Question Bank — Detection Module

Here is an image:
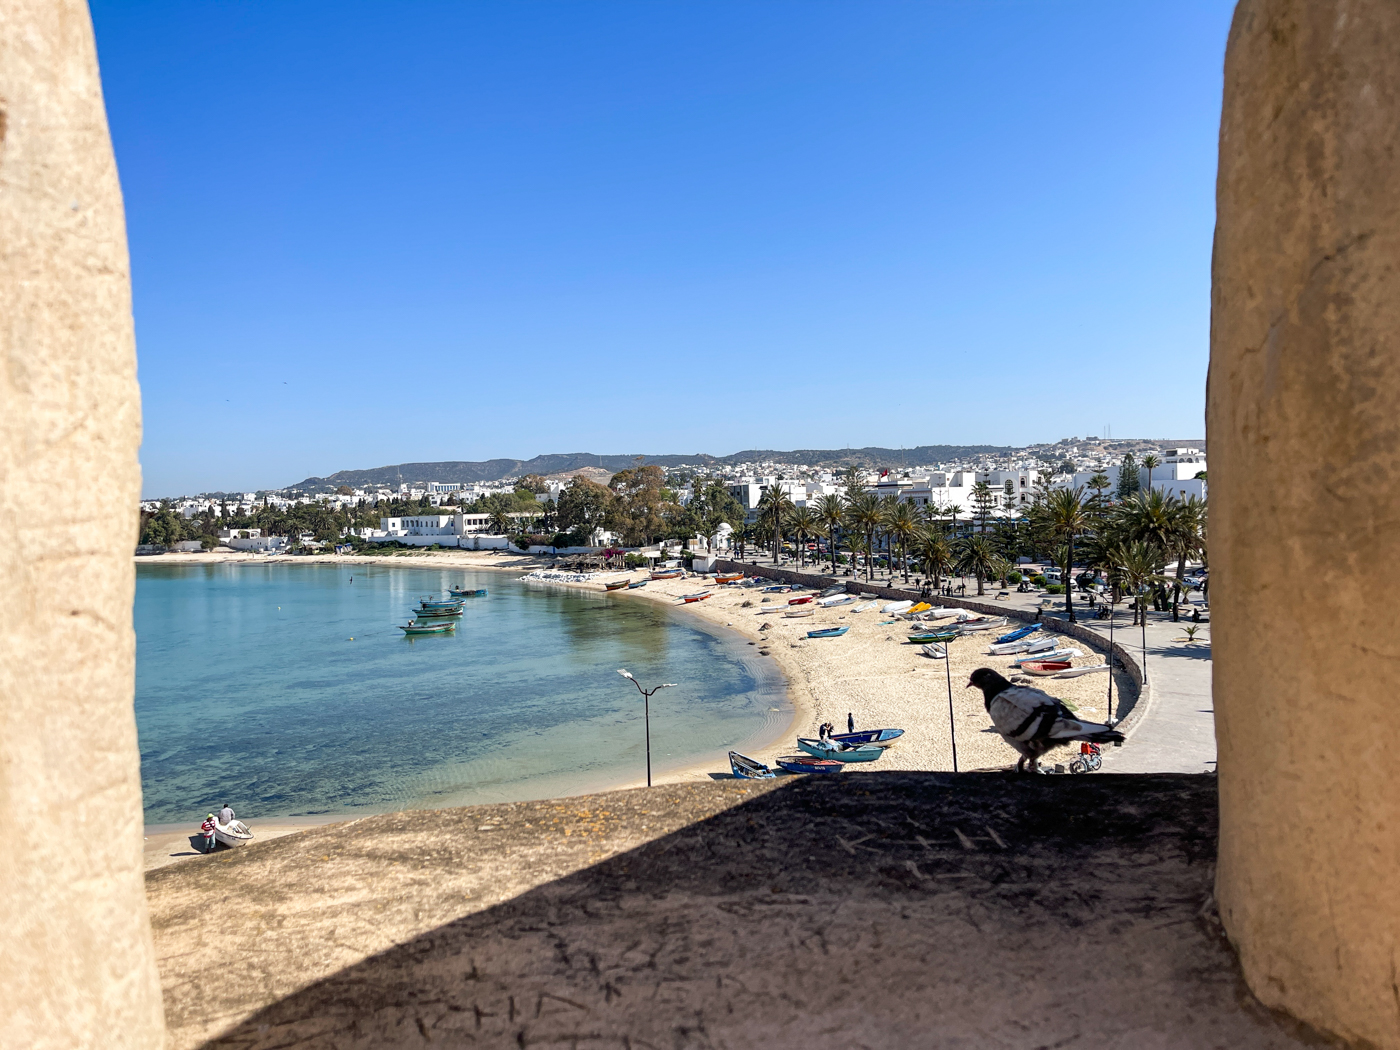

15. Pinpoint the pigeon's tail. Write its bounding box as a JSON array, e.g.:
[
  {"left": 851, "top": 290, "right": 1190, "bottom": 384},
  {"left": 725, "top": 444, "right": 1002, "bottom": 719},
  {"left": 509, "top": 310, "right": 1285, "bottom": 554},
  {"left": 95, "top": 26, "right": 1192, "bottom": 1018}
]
[{"left": 1047, "top": 718, "right": 1124, "bottom": 745}]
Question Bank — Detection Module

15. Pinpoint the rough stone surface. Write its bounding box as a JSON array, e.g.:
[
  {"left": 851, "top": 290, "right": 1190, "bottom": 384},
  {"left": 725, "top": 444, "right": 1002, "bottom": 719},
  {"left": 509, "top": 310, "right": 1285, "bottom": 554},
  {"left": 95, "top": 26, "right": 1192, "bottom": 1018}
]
[
  {"left": 1210, "top": 2, "right": 1400, "bottom": 1046},
  {"left": 148, "top": 776, "right": 1323, "bottom": 1049},
  {"left": 0, "top": 1, "right": 163, "bottom": 1046}
]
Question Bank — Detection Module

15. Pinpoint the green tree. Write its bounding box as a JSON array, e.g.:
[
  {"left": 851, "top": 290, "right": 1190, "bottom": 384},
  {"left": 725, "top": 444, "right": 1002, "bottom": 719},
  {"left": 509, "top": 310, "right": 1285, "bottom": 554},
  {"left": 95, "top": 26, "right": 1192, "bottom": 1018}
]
[
  {"left": 555, "top": 477, "right": 616, "bottom": 545},
  {"left": 970, "top": 481, "right": 996, "bottom": 534},
  {"left": 843, "top": 492, "right": 882, "bottom": 582},
  {"left": 912, "top": 526, "right": 953, "bottom": 590},
  {"left": 815, "top": 493, "right": 845, "bottom": 575},
  {"left": 1042, "top": 486, "right": 1090, "bottom": 622},
  {"left": 757, "top": 485, "right": 795, "bottom": 562},
  {"left": 1116, "top": 452, "right": 1141, "bottom": 501},
  {"left": 954, "top": 535, "right": 998, "bottom": 596},
  {"left": 884, "top": 500, "right": 919, "bottom": 582},
  {"left": 786, "top": 506, "right": 818, "bottom": 568}
]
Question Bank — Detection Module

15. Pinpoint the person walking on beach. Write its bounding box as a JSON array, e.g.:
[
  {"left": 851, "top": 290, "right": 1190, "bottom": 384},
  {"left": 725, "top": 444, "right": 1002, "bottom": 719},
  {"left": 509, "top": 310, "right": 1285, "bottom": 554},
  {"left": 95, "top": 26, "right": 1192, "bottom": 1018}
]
[
  {"left": 200, "top": 813, "right": 218, "bottom": 853},
  {"left": 218, "top": 803, "right": 235, "bottom": 826}
]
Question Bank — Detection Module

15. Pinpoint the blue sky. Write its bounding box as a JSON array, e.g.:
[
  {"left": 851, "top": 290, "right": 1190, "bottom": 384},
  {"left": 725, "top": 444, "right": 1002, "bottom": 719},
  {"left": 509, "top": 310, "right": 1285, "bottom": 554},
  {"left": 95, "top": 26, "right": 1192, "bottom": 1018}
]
[{"left": 92, "top": 1, "right": 1234, "bottom": 497}]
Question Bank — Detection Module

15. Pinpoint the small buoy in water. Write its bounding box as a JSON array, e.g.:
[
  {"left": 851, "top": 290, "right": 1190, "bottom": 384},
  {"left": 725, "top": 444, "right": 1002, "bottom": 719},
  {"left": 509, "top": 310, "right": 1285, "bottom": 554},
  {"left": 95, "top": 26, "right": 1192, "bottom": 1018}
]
[{"left": 349, "top": 637, "right": 353, "bottom": 641}]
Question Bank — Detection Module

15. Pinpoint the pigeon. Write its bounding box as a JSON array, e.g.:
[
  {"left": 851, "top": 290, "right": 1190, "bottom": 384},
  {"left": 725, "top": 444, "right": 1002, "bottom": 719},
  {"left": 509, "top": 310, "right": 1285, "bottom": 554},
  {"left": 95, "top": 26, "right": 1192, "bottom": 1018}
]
[{"left": 967, "top": 667, "right": 1124, "bottom": 773}]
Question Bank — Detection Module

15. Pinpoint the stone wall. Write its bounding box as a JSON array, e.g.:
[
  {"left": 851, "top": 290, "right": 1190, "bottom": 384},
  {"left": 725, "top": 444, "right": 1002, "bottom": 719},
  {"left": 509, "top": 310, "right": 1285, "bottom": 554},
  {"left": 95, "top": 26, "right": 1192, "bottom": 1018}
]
[
  {"left": 1210, "top": 2, "right": 1400, "bottom": 1045},
  {"left": 0, "top": 1, "right": 165, "bottom": 1045}
]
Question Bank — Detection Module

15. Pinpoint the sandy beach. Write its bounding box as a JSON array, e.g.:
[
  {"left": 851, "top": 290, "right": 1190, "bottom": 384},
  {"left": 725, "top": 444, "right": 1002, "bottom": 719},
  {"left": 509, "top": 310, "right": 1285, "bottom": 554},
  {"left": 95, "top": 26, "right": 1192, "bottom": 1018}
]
[{"left": 139, "top": 549, "right": 1136, "bottom": 865}]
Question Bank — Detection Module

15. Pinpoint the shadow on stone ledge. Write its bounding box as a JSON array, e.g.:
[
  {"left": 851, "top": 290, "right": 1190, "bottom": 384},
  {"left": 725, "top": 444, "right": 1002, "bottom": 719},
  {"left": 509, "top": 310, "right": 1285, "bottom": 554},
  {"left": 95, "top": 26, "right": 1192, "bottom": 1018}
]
[{"left": 148, "top": 774, "right": 1330, "bottom": 1049}]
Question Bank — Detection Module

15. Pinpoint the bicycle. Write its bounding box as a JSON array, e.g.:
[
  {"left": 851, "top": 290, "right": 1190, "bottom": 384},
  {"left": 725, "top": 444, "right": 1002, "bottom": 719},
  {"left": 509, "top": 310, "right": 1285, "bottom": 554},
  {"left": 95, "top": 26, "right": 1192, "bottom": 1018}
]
[{"left": 1068, "top": 742, "right": 1103, "bottom": 774}]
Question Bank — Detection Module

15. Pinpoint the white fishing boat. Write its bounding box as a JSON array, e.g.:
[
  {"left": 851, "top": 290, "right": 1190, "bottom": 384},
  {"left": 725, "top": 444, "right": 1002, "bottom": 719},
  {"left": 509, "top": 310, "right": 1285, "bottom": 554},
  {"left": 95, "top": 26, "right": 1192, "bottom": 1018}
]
[
  {"left": 989, "top": 635, "right": 1059, "bottom": 656},
  {"left": 1054, "top": 663, "right": 1111, "bottom": 678},
  {"left": 881, "top": 600, "right": 913, "bottom": 614},
  {"left": 784, "top": 608, "right": 816, "bottom": 618},
  {"left": 921, "top": 642, "right": 947, "bottom": 659},
  {"left": 214, "top": 819, "right": 254, "bottom": 848},
  {"left": 819, "top": 594, "right": 857, "bottom": 607},
  {"left": 955, "top": 617, "right": 1008, "bottom": 633},
  {"left": 852, "top": 600, "right": 881, "bottom": 613},
  {"left": 1011, "top": 646, "right": 1083, "bottom": 665}
]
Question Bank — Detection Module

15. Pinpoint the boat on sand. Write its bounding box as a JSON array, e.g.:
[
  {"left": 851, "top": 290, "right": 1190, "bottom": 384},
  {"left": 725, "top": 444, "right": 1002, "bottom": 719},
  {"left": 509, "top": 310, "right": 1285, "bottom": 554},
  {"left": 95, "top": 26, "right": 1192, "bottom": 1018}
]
[
  {"left": 729, "top": 752, "right": 775, "bottom": 779},
  {"left": 214, "top": 819, "right": 254, "bottom": 848},
  {"left": 776, "top": 755, "right": 843, "bottom": 775}
]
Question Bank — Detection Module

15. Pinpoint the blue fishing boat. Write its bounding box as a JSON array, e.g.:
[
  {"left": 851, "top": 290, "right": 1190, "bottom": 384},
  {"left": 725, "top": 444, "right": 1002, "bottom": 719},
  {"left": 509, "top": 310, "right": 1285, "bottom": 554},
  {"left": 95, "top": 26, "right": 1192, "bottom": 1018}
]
[
  {"left": 776, "top": 755, "right": 843, "bottom": 775},
  {"left": 448, "top": 587, "right": 488, "bottom": 598},
  {"left": 807, "top": 625, "right": 850, "bottom": 639},
  {"left": 729, "top": 752, "right": 775, "bottom": 779},
  {"left": 414, "top": 605, "right": 463, "bottom": 617},
  {"left": 627, "top": 580, "right": 647, "bottom": 589},
  {"left": 398, "top": 620, "right": 455, "bottom": 635},
  {"left": 995, "top": 624, "right": 1039, "bottom": 644},
  {"left": 417, "top": 595, "right": 464, "bottom": 610},
  {"left": 830, "top": 728, "right": 905, "bottom": 747},
  {"left": 762, "top": 585, "right": 792, "bottom": 593},
  {"left": 796, "top": 737, "right": 883, "bottom": 763}
]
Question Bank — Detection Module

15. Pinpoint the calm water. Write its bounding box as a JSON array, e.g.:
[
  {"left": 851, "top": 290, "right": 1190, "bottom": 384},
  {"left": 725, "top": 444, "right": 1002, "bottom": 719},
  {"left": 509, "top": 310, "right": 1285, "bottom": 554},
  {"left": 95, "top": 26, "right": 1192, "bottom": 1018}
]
[{"left": 134, "top": 563, "right": 787, "bottom": 824}]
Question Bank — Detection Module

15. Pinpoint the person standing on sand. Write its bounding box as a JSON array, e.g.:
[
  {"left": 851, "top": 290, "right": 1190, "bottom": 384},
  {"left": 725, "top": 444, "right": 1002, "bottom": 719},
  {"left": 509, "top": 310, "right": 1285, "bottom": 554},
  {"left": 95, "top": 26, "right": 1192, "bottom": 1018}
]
[{"left": 200, "top": 814, "right": 217, "bottom": 853}]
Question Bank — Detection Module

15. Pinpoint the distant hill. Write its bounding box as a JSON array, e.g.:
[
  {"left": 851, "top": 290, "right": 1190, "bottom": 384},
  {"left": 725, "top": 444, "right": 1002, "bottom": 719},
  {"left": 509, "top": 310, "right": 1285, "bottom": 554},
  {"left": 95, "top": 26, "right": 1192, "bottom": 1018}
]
[{"left": 284, "top": 445, "right": 1020, "bottom": 492}]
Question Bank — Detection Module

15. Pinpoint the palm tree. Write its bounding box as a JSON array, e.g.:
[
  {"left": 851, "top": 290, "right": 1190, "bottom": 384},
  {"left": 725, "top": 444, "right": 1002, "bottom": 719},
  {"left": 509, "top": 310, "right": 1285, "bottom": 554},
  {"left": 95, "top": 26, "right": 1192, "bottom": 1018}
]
[
  {"left": 786, "top": 506, "right": 818, "bottom": 569},
  {"left": 488, "top": 509, "right": 513, "bottom": 535},
  {"left": 946, "top": 503, "right": 963, "bottom": 541},
  {"left": 1142, "top": 453, "right": 1161, "bottom": 495},
  {"left": 877, "top": 494, "right": 900, "bottom": 580},
  {"left": 912, "top": 526, "right": 953, "bottom": 591},
  {"left": 815, "top": 493, "right": 845, "bottom": 575},
  {"left": 844, "top": 492, "right": 882, "bottom": 582},
  {"left": 1111, "top": 540, "right": 1173, "bottom": 681},
  {"left": 1043, "top": 487, "right": 1090, "bottom": 622},
  {"left": 954, "top": 535, "right": 998, "bottom": 596},
  {"left": 757, "top": 485, "right": 794, "bottom": 562},
  {"left": 885, "top": 500, "right": 920, "bottom": 582},
  {"left": 1166, "top": 495, "right": 1207, "bottom": 620}
]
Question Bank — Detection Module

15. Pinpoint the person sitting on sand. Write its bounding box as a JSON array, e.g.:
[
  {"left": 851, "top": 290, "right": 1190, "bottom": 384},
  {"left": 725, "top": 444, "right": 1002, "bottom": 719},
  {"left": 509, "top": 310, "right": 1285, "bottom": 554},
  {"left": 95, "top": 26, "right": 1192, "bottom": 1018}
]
[
  {"left": 218, "top": 803, "right": 235, "bottom": 826},
  {"left": 200, "top": 813, "right": 218, "bottom": 853}
]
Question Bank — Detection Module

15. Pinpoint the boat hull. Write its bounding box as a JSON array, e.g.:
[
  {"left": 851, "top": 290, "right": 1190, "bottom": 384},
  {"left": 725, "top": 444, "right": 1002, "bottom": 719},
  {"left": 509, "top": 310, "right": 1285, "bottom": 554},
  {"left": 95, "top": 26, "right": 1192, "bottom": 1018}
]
[
  {"left": 776, "top": 755, "right": 844, "bottom": 774},
  {"left": 807, "top": 626, "right": 849, "bottom": 638},
  {"left": 796, "top": 738, "right": 883, "bottom": 763},
  {"left": 214, "top": 820, "right": 254, "bottom": 847},
  {"left": 729, "top": 751, "right": 775, "bottom": 779},
  {"left": 830, "top": 728, "right": 904, "bottom": 747}
]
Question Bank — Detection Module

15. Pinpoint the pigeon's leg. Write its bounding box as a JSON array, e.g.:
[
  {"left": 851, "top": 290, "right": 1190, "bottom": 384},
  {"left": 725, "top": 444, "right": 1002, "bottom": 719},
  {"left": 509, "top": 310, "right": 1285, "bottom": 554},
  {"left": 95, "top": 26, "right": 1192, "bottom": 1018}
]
[
  {"left": 1027, "top": 756, "right": 1040, "bottom": 774},
  {"left": 1016, "top": 755, "right": 1026, "bottom": 773}
]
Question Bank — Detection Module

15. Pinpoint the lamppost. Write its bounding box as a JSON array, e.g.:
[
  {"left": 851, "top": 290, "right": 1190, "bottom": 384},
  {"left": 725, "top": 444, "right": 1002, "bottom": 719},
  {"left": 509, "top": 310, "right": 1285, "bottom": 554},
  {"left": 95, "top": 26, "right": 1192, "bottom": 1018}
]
[{"left": 616, "top": 669, "right": 676, "bottom": 787}]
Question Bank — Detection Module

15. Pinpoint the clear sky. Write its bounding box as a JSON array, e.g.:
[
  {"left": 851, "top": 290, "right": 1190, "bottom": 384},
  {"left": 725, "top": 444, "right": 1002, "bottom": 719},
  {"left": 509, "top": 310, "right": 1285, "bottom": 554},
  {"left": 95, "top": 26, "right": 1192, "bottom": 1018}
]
[{"left": 91, "top": 1, "right": 1235, "bottom": 497}]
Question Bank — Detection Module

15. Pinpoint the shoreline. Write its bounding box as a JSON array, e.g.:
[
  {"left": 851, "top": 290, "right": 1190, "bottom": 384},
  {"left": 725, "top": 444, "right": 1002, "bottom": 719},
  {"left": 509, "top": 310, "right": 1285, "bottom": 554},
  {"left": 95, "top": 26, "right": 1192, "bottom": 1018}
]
[
  {"left": 137, "top": 550, "right": 800, "bottom": 864},
  {"left": 138, "top": 550, "right": 1135, "bottom": 865}
]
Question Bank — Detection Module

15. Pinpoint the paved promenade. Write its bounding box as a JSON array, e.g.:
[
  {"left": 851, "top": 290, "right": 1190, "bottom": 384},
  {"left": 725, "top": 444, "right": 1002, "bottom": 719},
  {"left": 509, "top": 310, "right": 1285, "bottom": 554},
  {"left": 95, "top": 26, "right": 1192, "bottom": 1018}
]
[{"left": 737, "top": 553, "right": 1216, "bottom": 774}]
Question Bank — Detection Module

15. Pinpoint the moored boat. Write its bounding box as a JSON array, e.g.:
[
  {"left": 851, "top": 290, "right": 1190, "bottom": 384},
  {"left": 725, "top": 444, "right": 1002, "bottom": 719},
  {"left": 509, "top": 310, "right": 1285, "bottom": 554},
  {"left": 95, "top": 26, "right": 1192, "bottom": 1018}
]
[
  {"left": 1019, "top": 660, "right": 1073, "bottom": 676},
  {"left": 414, "top": 605, "right": 463, "bottom": 617},
  {"left": 776, "top": 754, "right": 844, "bottom": 775},
  {"left": 1011, "top": 646, "right": 1082, "bottom": 665},
  {"left": 715, "top": 573, "right": 745, "bottom": 584},
  {"left": 1054, "top": 663, "right": 1110, "bottom": 678},
  {"left": 796, "top": 737, "right": 883, "bottom": 763},
  {"left": 907, "top": 630, "right": 958, "bottom": 644},
  {"left": 789, "top": 595, "right": 815, "bottom": 605},
  {"left": 683, "top": 593, "right": 711, "bottom": 603},
  {"left": 651, "top": 569, "right": 684, "bottom": 580},
  {"left": 818, "top": 594, "right": 856, "bottom": 607},
  {"left": 852, "top": 600, "right": 881, "bottom": 612},
  {"left": 881, "top": 600, "right": 913, "bottom": 614},
  {"left": 604, "top": 580, "right": 630, "bottom": 591},
  {"left": 819, "top": 585, "right": 846, "bottom": 597},
  {"left": 807, "top": 625, "right": 849, "bottom": 639},
  {"left": 995, "top": 624, "right": 1039, "bottom": 644},
  {"left": 729, "top": 751, "right": 775, "bottom": 779},
  {"left": 448, "top": 588, "right": 488, "bottom": 597},
  {"left": 830, "top": 727, "right": 904, "bottom": 747},
  {"left": 398, "top": 620, "right": 456, "bottom": 635},
  {"left": 784, "top": 608, "right": 815, "bottom": 618},
  {"left": 627, "top": 580, "right": 647, "bottom": 589},
  {"left": 921, "top": 642, "right": 947, "bottom": 659}
]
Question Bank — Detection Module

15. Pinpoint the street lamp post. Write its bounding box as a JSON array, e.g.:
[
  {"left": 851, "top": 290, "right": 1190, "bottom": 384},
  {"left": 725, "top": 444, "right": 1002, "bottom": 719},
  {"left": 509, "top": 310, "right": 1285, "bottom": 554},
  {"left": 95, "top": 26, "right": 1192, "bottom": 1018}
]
[{"left": 617, "top": 669, "right": 676, "bottom": 787}]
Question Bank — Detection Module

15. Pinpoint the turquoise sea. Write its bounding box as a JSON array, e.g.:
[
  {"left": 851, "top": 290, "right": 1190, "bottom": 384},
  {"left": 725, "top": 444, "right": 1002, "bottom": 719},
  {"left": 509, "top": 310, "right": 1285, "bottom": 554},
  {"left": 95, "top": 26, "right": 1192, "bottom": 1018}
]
[{"left": 134, "top": 563, "right": 788, "bottom": 825}]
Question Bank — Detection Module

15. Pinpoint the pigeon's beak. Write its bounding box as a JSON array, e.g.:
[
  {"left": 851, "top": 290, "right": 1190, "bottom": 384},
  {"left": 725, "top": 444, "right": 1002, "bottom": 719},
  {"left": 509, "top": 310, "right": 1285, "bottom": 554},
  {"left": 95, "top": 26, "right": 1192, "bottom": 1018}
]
[{"left": 965, "top": 679, "right": 975, "bottom": 689}]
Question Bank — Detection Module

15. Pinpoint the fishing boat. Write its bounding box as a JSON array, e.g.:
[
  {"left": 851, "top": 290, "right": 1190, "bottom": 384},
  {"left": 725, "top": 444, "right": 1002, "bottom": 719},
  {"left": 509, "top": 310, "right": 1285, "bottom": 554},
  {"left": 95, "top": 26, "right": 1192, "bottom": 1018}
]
[
  {"left": 398, "top": 620, "right": 456, "bottom": 635},
  {"left": 627, "top": 580, "right": 647, "bottom": 589},
  {"left": 921, "top": 642, "right": 947, "bottom": 659},
  {"left": 417, "top": 595, "right": 464, "bottom": 610},
  {"left": 448, "top": 588, "right": 488, "bottom": 598},
  {"left": 214, "top": 819, "right": 254, "bottom": 848},
  {"left": 788, "top": 595, "right": 815, "bottom": 605},
  {"left": 908, "top": 602, "right": 932, "bottom": 613},
  {"left": 680, "top": 590, "right": 711, "bottom": 600},
  {"left": 882, "top": 600, "right": 913, "bottom": 614},
  {"left": 683, "top": 593, "right": 711, "bottom": 603},
  {"left": 989, "top": 635, "right": 1057, "bottom": 656},
  {"left": 604, "top": 580, "right": 630, "bottom": 591},
  {"left": 1011, "top": 647, "right": 1083, "bottom": 665},
  {"left": 729, "top": 752, "right": 775, "bottom": 779},
  {"left": 776, "top": 755, "right": 844, "bottom": 775},
  {"left": 796, "top": 737, "right": 883, "bottom": 763},
  {"left": 927, "top": 607, "right": 963, "bottom": 618},
  {"left": 818, "top": 594, "right": 855, "bottom": 607},
  {"left": 907, "top": 630, "right": 958, "bottom": 644},
  {"left": 956, "top": 618, "right": 1008, "bottom": 633},
  {"left": 784, "top": 608, "right": 815, "bottom": 618},
  {"left": 1019, "top": 660, "right": 1073, "bottom": 676},
  {"left": 413, "top": 605, "right": 463, "bottom": 617},
  {"left": 651, "top": 569, "right": 684, "bottom": 580},
  {"left": 995, "top": 624, "right": 1039, "bottom": 644},
  {"left": 762, "top": 585, "right": 792, "bottom": 593},
  {"left": 807, "top": 625, "right": 849, "bottom": 639},
  {"left": 819, "top": 585, "right": 846, "bottom": 597},
  {"left": 1054, "top": 663, "right": 1110, "bottom": 678},
  {"left": 715, "top": 573, "right": 745, "bottom": 584},
  {"left": 830, "top": 727, "right": 904, "bottom": 747},
  {"left": 852, "top": 600, "right": 881, "bottom": 613}
]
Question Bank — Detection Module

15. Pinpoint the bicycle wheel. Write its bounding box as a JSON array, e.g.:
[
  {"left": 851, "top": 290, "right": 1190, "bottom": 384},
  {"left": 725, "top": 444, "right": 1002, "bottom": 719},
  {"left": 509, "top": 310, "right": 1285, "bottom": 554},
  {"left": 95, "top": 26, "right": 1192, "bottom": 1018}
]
[
  {"left": 1068, "top": 758, "right": 1087, "bottom": 775},
  {"left": 1086, "top": 753, "right": 1102, "bottom": 772}
]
